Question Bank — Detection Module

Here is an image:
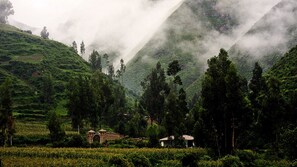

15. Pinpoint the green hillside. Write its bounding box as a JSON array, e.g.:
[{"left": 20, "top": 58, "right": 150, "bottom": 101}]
[
  {"left": 268, "top": 45, "right": 297, "bottom": 96},
  {"left": 0, "top": 23, "right": 90, "bottom": 121},
  {"left": 124, "top": 0, "right": 237, "bottom": 98}
]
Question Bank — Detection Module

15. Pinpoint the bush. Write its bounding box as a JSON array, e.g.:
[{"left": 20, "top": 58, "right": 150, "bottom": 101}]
[
  {"left": 128, "top": 153, "right": 151, "bottom": 167},
  {"left": 181, "top": 153, "right": 199, "bottom": 167},
  {"left": 109, "top": 156, "right": 133, "bottom": 167},
  {"left": 236, "top": 150, "right": 258, "bottom": 167},
  {"left": 220, "top": 155, "right": 243, "bottom": 167}
]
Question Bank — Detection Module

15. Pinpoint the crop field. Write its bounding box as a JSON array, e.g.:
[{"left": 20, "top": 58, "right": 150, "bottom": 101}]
[
  {"left": 0, "top": 147, "right": 294, "bottom": 167},
  {"left": 0, "top": 147, "right": 207, "bottom": 167}
]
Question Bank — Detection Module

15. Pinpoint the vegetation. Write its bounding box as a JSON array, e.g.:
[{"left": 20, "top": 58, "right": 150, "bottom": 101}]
[
  {"left": 0, "top": 1, "right": 297, "bottom": 164},
  {"left": 0, "top": 147, "right": 295, "bottom": 167}
]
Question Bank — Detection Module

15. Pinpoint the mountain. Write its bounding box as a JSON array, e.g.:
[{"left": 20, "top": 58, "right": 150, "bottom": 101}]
[
  {"left": 124, "top": 0, "right": 297, "bottom": 99},
  {"left": 124, "top": 0, "right": 238, "bottom": 98},
  {"left": 0, "top": 24, "right": 90, "bottom": 120},
  {"left": 229, "top": 0, "right": 297, "bottom": 79},
  {"left": 268, "top": 44, "right": 297, "bottom": 97}
]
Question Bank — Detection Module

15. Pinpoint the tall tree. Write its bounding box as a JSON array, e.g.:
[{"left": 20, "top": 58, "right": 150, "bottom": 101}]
[
  {"left": 80, "top": 41, "right": 85, "bottom": 56},
  {"left": 40, "top": 26, "right": 49, "bottom": 39},
  {"left": 249, "top": 62, "right": 267, "bottom": 124},
  {"left": 116, "top": 59, "right": 126, "bottom": 84},
  {"left": 42, "top": 74, "right": 55, "bottom": 111},
  {"left": 47, "top": 111, "right": 65, "bottom": 143},
  {"left": 260, "top": 77, "right": 287, "bottom": 150},
  {"left": 200, "top": 49, "right": 249, "bottom": 155},
  {"left": 0, "top": 78, "right": 14, "bottom": 146},
  {"left": 0, "top": 0, "right": 14, "bottom": 24},
  {"left": 72, "top": 41, "right": 78, "bottom": 53},
  {"left": 140, "top": 62, "right": 169, "bottom": 125},
  {"left": 89, "top": 50, "right": 102, "bottom": 72},
  {"left": 108, "top": 64, "right": 115, "bottom": 80}
]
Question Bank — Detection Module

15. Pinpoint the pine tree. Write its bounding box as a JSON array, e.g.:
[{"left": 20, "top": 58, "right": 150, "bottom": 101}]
[
  {"left": 72, "top": 41, "right": 78, "bottom": 53},
  {"left": 89, "top": 50, "right": 102, "bottom": 72},
  {"left": 201, "top": 49, "right": 249, "bottom": 155},
  {"left": 140, "top": 62, "right": 169, "bottom": 124},
  {"left": 0, "top": 78, "right": 14, "bottom": 146},
  {"left": 80, "top": 41, "right": 85, "bottom": 56},
  {"left": 47, "top": 111, "right": 65, "bottom": 143}
]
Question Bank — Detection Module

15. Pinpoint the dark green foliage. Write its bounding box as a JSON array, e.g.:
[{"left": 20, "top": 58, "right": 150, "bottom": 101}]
[
  {"left": 128, "top": 153, "right": 152, "bottom": 167},
  {"left": 89, "top": 50, "right": 102, "bottom": 72},
  {"left": 140, "top": 62, "right": 169, "bottom": 124},
  {"left": 41, "top": 74, "right": 55, "bottom": 111},
  {"left": 72, "top": 41, "right": 77, "bottom": 53},
  {"left": 47, "top": 111, "right": 65, "bottom": 143},
  {"left": 200, "top": 49, "right": 250, "bottom": 155},
  {"left": 146, "top": 123, "right": 160, "bottom": 148},
  {"left": 280, "top": 127, "right": 297, "bottom": 160},
  {"left": 80, "top": 41, "right": 85, "bottom": 55},
  {"left": 109, "top": 156, "right": 133, "bottom": 167},
  {"left": 0, "top": 77, "right": 15, "bottom": 146},
  {"left": 220, "top": 155, "right": 243, "bottom": 167},
  {"left": 181, "top": 153, "right": 199, "bottom": 167}
]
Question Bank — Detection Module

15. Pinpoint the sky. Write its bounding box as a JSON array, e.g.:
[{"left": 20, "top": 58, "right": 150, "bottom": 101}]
[
  {"left": 9, "top": 0, "right": 185, "bottom": 63},
  {"left": 8, "top": 0, "right": 283, "bottom": 65}
]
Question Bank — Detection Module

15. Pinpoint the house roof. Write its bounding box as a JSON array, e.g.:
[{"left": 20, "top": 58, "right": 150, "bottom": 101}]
[{"left": 159, "top": 135, "right": 194, "bottom": 141}]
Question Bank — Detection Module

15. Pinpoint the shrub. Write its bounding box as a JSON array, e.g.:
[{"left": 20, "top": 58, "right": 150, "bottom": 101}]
[
  {"left": 181, "top": 153, "right": 199, "bottom": 167},
  {"left": 220, "top": 155, "right": 243, "bottom": 167},
  {"left": 128, "top": 153, "right": 151, "bottom": 167},
  {"left": 109, "top": 156, "right": 133, "bottom": 167},
  {"left": 236, "top": 150, "right": 258, "bottom": 167}
]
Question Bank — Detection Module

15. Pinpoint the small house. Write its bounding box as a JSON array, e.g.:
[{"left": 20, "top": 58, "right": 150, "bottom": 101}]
[
  {"left": 159, "top": 135, "right": 195, "bottom": 148},
  {"left": 87, "top": 129, "right": 124, "bottom": 144}
]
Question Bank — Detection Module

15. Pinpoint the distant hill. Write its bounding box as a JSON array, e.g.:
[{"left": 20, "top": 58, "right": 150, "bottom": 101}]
[
  {"left": 124, "top": 0, "right": 297, "bottom": 99},
  {"left": 229, "top": 0, "right": 297, "bottom": 78},
  {"left": 124, "top": 0, "right": 237, "bottom": 98},
  {"left": 0, "top": 24, "right": 90, "bottom": 120}
]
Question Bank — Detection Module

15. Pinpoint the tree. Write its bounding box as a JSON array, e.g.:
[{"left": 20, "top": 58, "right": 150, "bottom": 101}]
[
  {"left": 0, "top": 0, "right": 14, "bottom": 24},
  {"left": 91, "top": 72, "right": 114, "bottom": 128},
  {"left": 140, "top": 62, "right": 169, "bottom": 124},
  {"left": 248, "top": 62, "right": 267, "bottom": 124},
  {"left": 72, "top": 41, "right": 78, "bottom": 53},
  {"left": 116, "top": 59, "right": 126, "bottom": 84},
  {"left": 80, "top": 41, "right": 85, "bottom": 56},
  {"left": 260, "top": 77, "right": 287, "bottom": 150},
  {"left": 42, "top": 74, "right": 55, "bottom": 111},
  {"left": 167, "top": 60, "right": 182, "bottom": 86},
  {"left": 0, "top": 78, "right": 14, "bottom": 146},
  {"left": 108, "top": 64, "right": 115, "bottom": 79},
  {"left": 67, "top": 77, "right": 86, "bottom": 132},
  {"left": 89, "top": 50, "right": 102, "bottom": 72},
  {"left": 47, "top": 111, "right": 65, "bottom": 143},
  {"left": 200, "top": 49, "right": 250, "bottom": 155},
  {"left": 40, "top": 26, "right": 49, "bottom": 39}
]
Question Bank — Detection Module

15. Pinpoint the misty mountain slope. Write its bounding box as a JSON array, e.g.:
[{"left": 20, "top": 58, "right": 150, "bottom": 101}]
[
  {"left": 0, "top": 24, "right": 90, "bottom": 120},
  {"left": 268, "top": 44, "right": 297, "bottom": 96},
  {"left": 124, "top": 0, "right": 239, "bottom": 97},
  {"left": 229, "top": 0, "right": 297, "bottom": 79}
]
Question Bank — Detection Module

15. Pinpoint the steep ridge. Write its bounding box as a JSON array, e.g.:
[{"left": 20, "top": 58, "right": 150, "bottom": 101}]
[
  {"left": 0, "top": 24, "right": 90, "bottom": 120},
  {"left": 229, "top": 0, "right": 297, "bottom": 78},
  {"left": 268, "top": 44, "right": 297, "bottom": 96},
  {"left": 124, "top": 0, "right": 238, "bottom": 97}
]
